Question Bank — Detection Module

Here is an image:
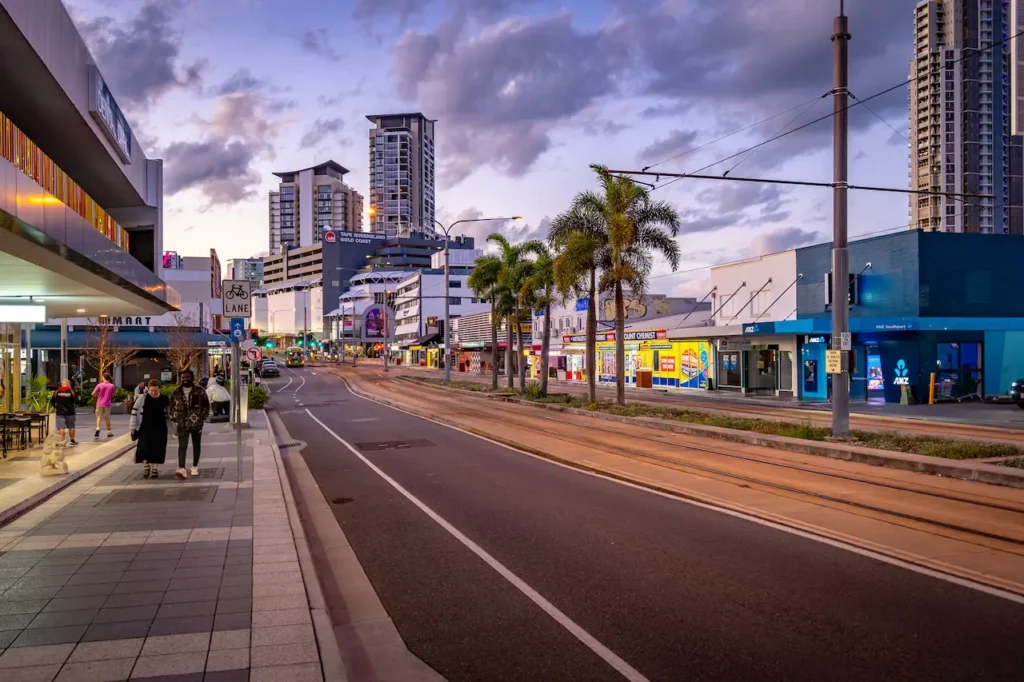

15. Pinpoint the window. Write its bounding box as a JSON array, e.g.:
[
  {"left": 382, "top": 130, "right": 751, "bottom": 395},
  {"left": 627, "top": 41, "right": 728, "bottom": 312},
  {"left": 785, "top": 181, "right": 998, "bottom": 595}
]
[
  {"left": 719, "top": 352, "right": 741, "bottom": 387},
  {"left": 449, "top": 280, "right": 462, "bottom": 288},
  {"left": 449, "top": 297, "right": 462, "bottom": 305}
]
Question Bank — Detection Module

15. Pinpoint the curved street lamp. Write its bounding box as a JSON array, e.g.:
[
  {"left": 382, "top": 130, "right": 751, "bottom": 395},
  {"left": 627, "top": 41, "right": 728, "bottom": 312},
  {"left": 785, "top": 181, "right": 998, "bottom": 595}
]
[{"left": 433, "top": 216, "right": 522, "bottom": 383}]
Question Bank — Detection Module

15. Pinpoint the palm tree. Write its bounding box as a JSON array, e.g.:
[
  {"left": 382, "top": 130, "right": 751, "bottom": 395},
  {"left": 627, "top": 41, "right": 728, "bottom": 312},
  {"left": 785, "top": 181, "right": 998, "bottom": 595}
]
[
  {"left": 584, "top": 164, "right": 682, "bottom": 405},
  {"left": 519, "top": 241, "right": 556, "bottom": 396},
  {"left": 488, "top": 233, "right": 533, "bottom": 392},
  {"left": 468, "top": 255, "right": 502, "bottom": 390},
  {"left": 549, "top": 206, "right": 606, "bottom": 404}
]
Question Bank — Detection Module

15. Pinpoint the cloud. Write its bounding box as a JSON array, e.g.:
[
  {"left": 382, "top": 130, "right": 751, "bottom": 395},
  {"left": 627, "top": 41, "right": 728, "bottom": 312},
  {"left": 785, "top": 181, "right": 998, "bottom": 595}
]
[
  {"left": 353, "top": 0, "right": 432, "bottom": 24},
  {"left": 212, "top": 69, "right": 270, "bottom": 96},
  {"left": 394, "top": 13, "right": 627, "bottom": 185},
  {"left": 76, "top": 0, "right": 205, "bottom": 111},
  {"left": 299, "top": 28, "right": 341, "bottom": 61},
  {"left": 300, "top": 118, "right": 346, "bottom": 149},
  {"left": 639, "top": 129, "right": 699, "bottom": 165},
  {"left": 163, "top": 139, "right": 262, "bottom": 206},
  {"left": 616, "top": 0, "right": 912, "bottom": 171},
  {"left": 436, "top": 207, "right": 549, "bottom": 246},
  {"left": 747, "top": 227, "right": 820, "bottom": 256},
  {"left": 163, "top": 90, "right": 289, "bottom": 207}
]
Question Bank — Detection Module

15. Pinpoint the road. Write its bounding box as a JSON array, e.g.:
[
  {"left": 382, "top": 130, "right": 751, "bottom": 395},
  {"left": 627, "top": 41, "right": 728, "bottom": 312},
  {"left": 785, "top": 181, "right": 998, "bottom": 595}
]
[{"left": 270, "top": 366, "right": 1023, "bottom": 682}]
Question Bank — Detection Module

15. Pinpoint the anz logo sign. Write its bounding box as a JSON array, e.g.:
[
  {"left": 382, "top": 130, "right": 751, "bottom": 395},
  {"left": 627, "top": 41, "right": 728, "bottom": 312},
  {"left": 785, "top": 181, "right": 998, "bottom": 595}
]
[{"left": 893, "top": 359, "right": 910, "bottom": 386}]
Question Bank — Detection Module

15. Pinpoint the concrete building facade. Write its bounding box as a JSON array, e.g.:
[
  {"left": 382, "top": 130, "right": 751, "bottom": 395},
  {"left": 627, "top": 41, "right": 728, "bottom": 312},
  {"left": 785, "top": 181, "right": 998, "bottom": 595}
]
[
  {"left": 909, "top": 0, "right": 1019, "bottom": 235},
  {"left": 367, "top": 113, "right": 436, "bottom": 237},
  {"left": 268, "top": 160, "right": 363, "bottom": 254}
]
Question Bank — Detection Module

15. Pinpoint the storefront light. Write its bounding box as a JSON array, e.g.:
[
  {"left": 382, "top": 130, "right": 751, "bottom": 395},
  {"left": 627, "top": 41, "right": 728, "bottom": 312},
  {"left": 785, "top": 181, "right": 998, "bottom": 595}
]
[{"left": 0, "top": 304, "right": 46, "bottom": 322}]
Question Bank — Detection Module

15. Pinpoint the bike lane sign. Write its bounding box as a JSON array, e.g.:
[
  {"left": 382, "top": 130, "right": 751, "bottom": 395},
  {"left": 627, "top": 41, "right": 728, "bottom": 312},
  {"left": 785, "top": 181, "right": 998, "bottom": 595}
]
[{"left": 222, "top": 279, "right": 252, "bottom": 317}]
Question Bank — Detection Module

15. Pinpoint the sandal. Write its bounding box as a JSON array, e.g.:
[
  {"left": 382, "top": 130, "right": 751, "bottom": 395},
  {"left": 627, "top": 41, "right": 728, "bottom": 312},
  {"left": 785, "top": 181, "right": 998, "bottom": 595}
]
[
  {"left": 150, "top": 467, "right": 159, "bottom": 478},
  {"left": 143, "top": 463, "right": 151, "bottom": 478}
]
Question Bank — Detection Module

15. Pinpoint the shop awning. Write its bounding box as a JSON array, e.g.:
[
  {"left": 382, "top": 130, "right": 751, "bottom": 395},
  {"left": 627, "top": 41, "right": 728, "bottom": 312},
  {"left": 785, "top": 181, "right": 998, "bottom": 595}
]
[
  {"left": 22, "top": 329, "right": 227, "bottom": 350},
  {"left": 399, "top": 332, "right": 440, "bottom": 349}
]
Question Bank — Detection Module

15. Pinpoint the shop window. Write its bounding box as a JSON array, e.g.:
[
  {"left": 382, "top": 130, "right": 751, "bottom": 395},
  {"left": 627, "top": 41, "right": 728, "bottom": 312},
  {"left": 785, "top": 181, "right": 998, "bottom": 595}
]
[
  {"left": 719, "top": 351, "right": 741, "bottom": 387},
  {"left": 779, "top": 351, "right": 793, "bottom": 392}
]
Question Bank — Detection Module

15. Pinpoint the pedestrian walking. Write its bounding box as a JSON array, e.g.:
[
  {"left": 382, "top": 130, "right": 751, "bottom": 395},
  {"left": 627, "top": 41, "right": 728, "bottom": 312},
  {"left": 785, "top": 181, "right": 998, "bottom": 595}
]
[
  {"left": 133, "top": 381, "right": 147, "bottom": 399},
  {"left": 50, "top": 379, "right": 78, "bottom": 446},
  {"left": 129, "top": 379, "right": 170, "bottom": 478},
  {"left": 169, "top": 369, "right": 210, "bottom": 479},
  {"left": 92, "top": 373, "right": 116, "bottom": 439}
]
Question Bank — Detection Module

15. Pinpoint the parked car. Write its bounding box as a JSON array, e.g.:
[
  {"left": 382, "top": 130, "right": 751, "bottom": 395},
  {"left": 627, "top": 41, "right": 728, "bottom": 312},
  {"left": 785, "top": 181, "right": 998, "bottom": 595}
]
[
  {"left": 261, "top": 361, "right": 280, "bottom": 378},
  {"left": 1012, "top": 378, "right": 1024, "bottom": 409}
]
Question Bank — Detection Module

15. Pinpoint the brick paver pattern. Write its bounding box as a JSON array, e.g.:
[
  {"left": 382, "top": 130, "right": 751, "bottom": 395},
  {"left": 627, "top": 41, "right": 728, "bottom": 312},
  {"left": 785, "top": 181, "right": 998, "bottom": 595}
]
[{"left": 0, "top": 415, "right": 322, "bottom": 681}]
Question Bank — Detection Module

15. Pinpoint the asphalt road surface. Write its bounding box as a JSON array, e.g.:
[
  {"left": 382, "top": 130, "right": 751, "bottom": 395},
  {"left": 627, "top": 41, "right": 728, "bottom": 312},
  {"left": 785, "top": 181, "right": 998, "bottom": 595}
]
[{"left": 271, "top": 367, "right": 1023, "bottom": 682}]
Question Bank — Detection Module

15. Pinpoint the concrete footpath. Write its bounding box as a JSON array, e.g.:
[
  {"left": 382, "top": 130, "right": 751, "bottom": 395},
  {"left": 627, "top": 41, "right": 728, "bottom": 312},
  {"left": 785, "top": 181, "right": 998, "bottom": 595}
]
[{"left": 0, "top": 414, "right": 336, "bottom": 681}]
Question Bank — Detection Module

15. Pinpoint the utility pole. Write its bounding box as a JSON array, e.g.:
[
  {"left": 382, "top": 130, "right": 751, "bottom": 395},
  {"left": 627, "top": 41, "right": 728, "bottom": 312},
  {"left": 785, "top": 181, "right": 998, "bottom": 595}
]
[
  {"left": 831, "top": 0, "right": 851, "bottom": 438},
  {"left": 443, "top": 236, "right": 452, "bottom": 383}
]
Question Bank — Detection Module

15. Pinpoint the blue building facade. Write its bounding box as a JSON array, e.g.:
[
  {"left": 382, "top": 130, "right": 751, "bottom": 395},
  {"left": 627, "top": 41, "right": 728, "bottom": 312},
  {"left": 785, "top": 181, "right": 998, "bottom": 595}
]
[{"left": 785, "top": 231, "right": 1024, "bottom": 403}]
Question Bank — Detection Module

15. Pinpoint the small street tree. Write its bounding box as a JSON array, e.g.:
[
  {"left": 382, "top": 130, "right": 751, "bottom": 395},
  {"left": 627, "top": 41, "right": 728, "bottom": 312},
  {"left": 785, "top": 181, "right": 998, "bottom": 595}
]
[
  {"left": 84, "top": 317, "right": 138, "bottom": 380},
  {"left": 468, "top": 255, "right": 503, "bottom": 390},
  {"left": 519, "top": 241, "right": 557, "bottom": 396},
  {"left": 165, "top": 311, "right": 206, "bottom": 377}
]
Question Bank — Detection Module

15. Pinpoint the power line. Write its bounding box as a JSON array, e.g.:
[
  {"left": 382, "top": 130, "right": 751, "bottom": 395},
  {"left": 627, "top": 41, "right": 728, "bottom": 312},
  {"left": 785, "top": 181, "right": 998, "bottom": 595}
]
[
  {"left": 605, "top": 168, "right": 993, "bottom": 200},
  {"left": 723, "top": 97, "right": 824, "bottom": 177},
  {"left": 851, "top": 93, "right": 908, "bottom": 144},
  {"left": 649, "top": 27, "right": 1024, "bottom": 193},
  {"left": 640, "top": 94, "right": 827, "bottom": 172}
]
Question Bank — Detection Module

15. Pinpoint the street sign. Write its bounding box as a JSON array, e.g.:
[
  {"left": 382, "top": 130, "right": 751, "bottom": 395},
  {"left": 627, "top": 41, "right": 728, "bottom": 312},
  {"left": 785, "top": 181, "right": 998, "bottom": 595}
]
[
  {"left": 839, "top": 332, "right": 852, "bottom": 351},
  {"left": 222, "top": 279, "right": 252, "bottom": 317},
  {"left": 825, "top": 350, "right": 845, "bottom": 375},
  {"left": 229, "top": 318, "right": 245, "bottom": 342},
  {"left": 245, "top": 347, "right": 262, "bottom": 362}
]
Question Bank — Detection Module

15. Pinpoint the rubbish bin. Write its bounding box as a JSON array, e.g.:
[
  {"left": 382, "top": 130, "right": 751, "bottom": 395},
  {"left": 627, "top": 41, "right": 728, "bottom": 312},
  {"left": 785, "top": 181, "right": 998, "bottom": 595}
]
[{"left": 636, "top": 368, "right": 653, "bottom": 389}]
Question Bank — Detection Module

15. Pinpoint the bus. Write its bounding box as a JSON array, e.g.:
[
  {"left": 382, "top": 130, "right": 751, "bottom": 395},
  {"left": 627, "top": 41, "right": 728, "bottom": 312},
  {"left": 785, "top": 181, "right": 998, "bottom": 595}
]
[{"left": 285, "top": 346, "right": 304, "bottom": 368}]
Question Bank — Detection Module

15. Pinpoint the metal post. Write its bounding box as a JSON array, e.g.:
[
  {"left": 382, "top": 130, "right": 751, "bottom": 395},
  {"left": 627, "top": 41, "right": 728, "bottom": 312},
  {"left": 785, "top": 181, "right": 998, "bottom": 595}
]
[
  {"left": 302, "top": 284, "right": 309, "bottom": 361},
  {"left": 830, "top": 3, "right": 851, "bottom": 438},
  {"left": 382, "top": 290, "right": 389, "bottom": 373},
  {"left": 443, "top": 234, "right": 451, "bottom": 383},
  {"left": 60, "top": 317, "right": 68, "bottom": 382},
  {"left": 12, "top": 324, "right": 21, "bottom": 411},
  {"left": 231, "top": 337, "right": 241, "bottom": 427},
  {"left": 351, "top": 303, "right": 357, "bottom": 367}
]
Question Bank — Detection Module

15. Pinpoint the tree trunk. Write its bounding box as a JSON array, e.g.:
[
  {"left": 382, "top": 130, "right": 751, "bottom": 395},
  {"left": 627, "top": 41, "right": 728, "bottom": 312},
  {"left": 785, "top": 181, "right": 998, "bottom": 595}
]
[
  {"left": 615, "top": 281, "right": 626, "bottom": 406},
  {"left": 539, "top": 301, "right": 551, "bottom": 396},
  {"left": 505, "top": 315, "right": 514, "bottom": 390},
  {"left": 490, "top": 300, "right": 499, "bottom": 391},
  {"left": 586, "top": 267, "right": 597, "bottom": 404},
  {"left": 515, "top": 315, "right": 526, "bottom": 392}
]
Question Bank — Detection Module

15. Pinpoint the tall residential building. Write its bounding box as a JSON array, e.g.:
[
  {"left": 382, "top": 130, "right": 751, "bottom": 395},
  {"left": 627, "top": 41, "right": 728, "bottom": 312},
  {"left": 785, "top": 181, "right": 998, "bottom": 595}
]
[
  {"left": 268, "top": 160, "right": 364, "bottom": 254},
  {"left": 225, "top": 258, "right": 264, "bottom": 284},
  {"left": 366, "top": 113, "right": 436, "bottom": 237},
  {"left": 1012, "top": 0, "right": 1024, "bottom": 135},
  {"left": 909, "top": 0, "right": 1017, "bottom": 234}
]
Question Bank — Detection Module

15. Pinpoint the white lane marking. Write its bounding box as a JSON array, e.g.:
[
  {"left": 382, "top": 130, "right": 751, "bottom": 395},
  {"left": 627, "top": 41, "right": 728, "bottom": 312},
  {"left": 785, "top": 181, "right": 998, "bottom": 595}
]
[
  {"left": 341, "top": 379, "right": 1024, "bottom": 606},
  {"left": 295, "top": 375, "right": 307, "bottom": 394},
  {"left": 276, "top": 375, "right": 294, "bottom": 393},
  {"left": 312, "top": 372, "right": 318, "bottom": 376},
  {"left": 349, "top": 418, "right": 378, "bottom": 423},
  {"left": 305, "top": 409, "right": 652, "bottom": 682}
]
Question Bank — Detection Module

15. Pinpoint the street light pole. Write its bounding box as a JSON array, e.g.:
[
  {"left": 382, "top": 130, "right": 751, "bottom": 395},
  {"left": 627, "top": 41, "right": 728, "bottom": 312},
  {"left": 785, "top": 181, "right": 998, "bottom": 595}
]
[
  {"left": 434, "top": 216, "right": 522, "bottom": 384},
  {"left": 830, "top": 1, "right": 851, "bottom": 438}
]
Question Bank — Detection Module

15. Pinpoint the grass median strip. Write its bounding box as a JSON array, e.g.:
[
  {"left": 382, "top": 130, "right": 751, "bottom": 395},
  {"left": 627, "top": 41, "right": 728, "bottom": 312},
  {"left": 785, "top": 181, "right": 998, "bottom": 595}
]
[{"left": 414, "top": 378, "right": 1020, "bottom": 461}]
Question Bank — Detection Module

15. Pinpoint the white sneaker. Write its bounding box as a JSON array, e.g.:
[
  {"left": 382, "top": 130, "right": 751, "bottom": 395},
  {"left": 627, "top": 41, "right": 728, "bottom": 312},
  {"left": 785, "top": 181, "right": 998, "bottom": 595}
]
[
  {"left": 175, "top": 468, "right": 187, "bottom": 479},
  {"left": 190, "top": 466, "right": 199, "bottom": 478}
]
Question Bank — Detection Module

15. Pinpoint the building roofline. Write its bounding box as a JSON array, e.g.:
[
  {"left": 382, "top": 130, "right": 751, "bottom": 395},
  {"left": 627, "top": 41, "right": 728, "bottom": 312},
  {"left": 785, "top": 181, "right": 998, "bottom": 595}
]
[
  {"left": 366, "top": 113, "right": 437, "bottom": 123},
  {"left": 272, "top": 160, "right": 349, "bottom": 179}
]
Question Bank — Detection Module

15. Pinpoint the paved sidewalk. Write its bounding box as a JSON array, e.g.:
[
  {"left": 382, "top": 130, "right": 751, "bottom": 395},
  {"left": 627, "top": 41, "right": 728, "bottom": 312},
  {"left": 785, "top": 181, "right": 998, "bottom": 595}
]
[
  {"left": 0, "top": 414, "right": 326, "bottom": 681},
  {"left": 0, "top": 414, "right": 135, "bottom": 526}
]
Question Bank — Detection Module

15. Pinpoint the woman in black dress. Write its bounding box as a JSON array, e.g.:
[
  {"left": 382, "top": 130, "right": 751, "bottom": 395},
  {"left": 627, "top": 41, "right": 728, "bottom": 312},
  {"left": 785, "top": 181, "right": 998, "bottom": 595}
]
[{"left": 129, "top": 379, "right": 170, "bottom": 478}]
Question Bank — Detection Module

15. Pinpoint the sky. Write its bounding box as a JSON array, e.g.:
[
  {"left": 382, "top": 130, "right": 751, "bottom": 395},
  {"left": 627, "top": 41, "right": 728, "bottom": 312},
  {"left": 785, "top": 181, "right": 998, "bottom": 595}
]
[{"left": 65, "top": 0, "right": 918, "bottom": 297}]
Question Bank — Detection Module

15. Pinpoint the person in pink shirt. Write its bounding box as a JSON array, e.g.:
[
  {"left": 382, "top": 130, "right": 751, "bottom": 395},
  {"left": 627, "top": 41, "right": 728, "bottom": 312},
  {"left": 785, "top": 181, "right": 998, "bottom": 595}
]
[{"left": 92, "top": 373, "right": 116, "bottom": 439}]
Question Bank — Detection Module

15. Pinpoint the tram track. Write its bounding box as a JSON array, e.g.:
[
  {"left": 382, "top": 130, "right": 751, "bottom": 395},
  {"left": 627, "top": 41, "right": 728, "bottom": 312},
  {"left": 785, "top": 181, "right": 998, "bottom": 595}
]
[{"left": 362, "top": 374, "right": 1024, "bottom": 553}]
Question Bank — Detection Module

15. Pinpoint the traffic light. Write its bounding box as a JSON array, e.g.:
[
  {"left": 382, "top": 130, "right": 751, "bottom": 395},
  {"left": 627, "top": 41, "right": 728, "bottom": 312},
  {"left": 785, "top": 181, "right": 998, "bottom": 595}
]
[
  {"left": 264, "top": 339, "right": 273, "bottom": 349},
  {"left": 297, "top": 338, "right": 304, "bottom": 346}
]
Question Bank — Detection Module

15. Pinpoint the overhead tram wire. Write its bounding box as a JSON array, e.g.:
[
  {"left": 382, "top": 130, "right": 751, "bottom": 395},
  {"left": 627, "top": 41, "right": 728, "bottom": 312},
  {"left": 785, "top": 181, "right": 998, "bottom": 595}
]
[
  {"left": 647, "top": 27, "right": 1024, "bottom": 194},
  {"left": 640, "top": 93, "right": 829, "bottom": 173},
  {"left": 850, "top": 93, "right": 909, "bottom": 144},
  {"left": 721, "top": 96, "right": 825, "bottom": 177}
]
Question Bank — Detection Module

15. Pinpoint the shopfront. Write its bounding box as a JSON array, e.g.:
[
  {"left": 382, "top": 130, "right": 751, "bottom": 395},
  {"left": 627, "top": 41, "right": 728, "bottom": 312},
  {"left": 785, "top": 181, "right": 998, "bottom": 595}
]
[
  {"left": 637, "top": 340, "right": 711, "bottom": 389},
  {"left": 799, "top": 335, "right": 828, "bottom": 401}
]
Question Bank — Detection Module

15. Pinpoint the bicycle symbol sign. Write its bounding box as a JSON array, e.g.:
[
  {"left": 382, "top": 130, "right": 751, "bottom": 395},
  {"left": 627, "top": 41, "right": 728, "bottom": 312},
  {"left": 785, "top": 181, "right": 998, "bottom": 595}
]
[{"left": 222, "top": 279, "right": 252, "bottom": 317}]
